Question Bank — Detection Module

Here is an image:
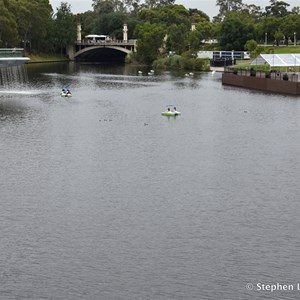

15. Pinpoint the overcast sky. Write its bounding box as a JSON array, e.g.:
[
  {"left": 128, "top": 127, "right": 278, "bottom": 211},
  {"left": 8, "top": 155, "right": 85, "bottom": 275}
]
[{"left": 49, "top": 0, "right": 300, "bottom": 19}]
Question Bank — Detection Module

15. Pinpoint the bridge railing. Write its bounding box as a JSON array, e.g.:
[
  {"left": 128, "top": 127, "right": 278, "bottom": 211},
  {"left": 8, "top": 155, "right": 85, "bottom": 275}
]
[
  {"left": 0, "top": 48, "right": 25, "bottom": 58},
  {"left": 76, "top": 39, "right": 136, "bottom": 46},
  {"left": 224, "top": 66, "right": 300, "bottom": 82}
]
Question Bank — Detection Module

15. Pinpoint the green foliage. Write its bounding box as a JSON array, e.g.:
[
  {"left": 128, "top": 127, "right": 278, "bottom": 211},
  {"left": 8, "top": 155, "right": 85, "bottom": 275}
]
[
  {"left": 184, "top": 57, "right": 210, "bottom": 71},
  {"left": 265, "top": 0, "right": 290, "bottom": 17},
  {"left": 255, "top": 16, "right": 281, "bottom": 43},
  {"left": 195, "top": 20, "right": 216, "bottom": 42},
  {"left": 185, "top": 30, "right": 202, "bottom": 52},
  {"left": 214, "top": 0, "right": 244, "bottom": 22},
  {"left": 153, "top": 55, "right": 209, "bottom": 71},
  {"left": 255, "top": 45, "right": 264, "bottom": 56},
  {"left": 241, "top": 4, "right": 264, "bottom": 21},
  {"left": 166, "top": 23, "right": 188, "bottom": 54},
  {"left": 0, "top": 0, "right": 298, "bottom": 63},
  {"left": 188, "top": 8, "right": 209, "bottom": 23},
  {"left": 280, "top": 14, "right": 300, "bottom": 42},
  {"left": 53, "top": 2, "right": 76, "bottom": 49},
  {"left": 6, "top": 0, "right": 53, "bottom": 50},
  {"left": 244, "top": 39, "right": 257, "bottom": 52},
  {"left": 134, "top": 22, "right": 166, "bottom": 64},
  {"left": 77, "top": 11, "right": 97, "bottom": 37},
  {"left": 92, "top": 0, "right": 120, "bottom": 14},
  {"left": 138, "top": 4, "right": 190, "bottom": 27},
  {"left": 92, "top": 12, "right": 126, "bottom": 38},
  {"left": 244, "top": 39, "right": 258, "bottom": 58},
  {"left": 218, "top": 14, "right": 255, "bottom": 50},
  {"left": 0, "top": 0, "right": 19, "bottom": 47},
  {"left": 157, "top": 5, "right": 190, "bottom": 26},
  {"left": 153, "top": 55, "right": 184, "bottom": 70}
]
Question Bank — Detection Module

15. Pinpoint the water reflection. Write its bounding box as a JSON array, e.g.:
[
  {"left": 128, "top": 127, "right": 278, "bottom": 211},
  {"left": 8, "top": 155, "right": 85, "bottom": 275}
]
[{"left": 1, "top": 62, "right": 300, "bottom": 300}]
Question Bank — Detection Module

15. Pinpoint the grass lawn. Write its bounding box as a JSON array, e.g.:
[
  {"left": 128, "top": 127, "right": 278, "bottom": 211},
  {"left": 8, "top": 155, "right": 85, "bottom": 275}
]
[{"left": 264, "top": 46, "right": 300, "bottom": 54}]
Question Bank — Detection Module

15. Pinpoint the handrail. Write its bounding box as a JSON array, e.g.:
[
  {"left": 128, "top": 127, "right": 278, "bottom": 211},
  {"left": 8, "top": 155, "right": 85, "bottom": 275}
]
[
  {"left": 224, "top": 67, "right": 300, "bottom": 82},
  {"left": 0, "top": 48, "right": 25, "bottom": 58},
  {"left": 75, "top": 39, "right": 136, "bottom": 46}
]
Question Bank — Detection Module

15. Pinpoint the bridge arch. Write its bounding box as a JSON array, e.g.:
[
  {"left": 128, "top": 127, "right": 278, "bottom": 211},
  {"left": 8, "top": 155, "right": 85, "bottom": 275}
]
[{"left": 74, "top": 45, "right": 133, "bottom": 62}]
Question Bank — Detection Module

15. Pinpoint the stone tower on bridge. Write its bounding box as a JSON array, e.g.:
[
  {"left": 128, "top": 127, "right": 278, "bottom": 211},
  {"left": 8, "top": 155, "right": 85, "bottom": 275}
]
[{"left": 123, "top": 24, "right": 128, "bottom": 43}]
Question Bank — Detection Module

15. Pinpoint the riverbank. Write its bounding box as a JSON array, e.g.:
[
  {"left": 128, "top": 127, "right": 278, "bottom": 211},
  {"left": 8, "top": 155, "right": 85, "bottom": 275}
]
[{"left": 26, "top": 53, "right": 69, "bottom": 63}]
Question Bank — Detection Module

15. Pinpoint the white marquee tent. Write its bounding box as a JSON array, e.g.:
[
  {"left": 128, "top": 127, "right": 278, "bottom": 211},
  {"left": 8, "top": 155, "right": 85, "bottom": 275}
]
[{"left": 251, "top": 54, "right": 300, "bottom": 68}]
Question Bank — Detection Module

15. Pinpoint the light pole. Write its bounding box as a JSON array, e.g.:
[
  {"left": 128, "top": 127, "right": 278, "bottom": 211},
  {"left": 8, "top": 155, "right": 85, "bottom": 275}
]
[
  {"left": 294, "top": 32, "right": 296, "bottom": 47},
  {"left": 265, "top": 33, "right": 267, "bottom": 46}
]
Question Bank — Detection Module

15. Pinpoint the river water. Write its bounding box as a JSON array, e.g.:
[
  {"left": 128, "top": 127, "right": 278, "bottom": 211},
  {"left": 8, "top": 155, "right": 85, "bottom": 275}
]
[{"left": 0, "top": 62, "right": 300, "bottom": 300}]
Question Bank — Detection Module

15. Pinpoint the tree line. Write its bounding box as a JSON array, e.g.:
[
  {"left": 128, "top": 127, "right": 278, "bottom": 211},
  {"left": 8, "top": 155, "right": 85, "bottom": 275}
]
[{"left": 0, "top": 0, "right": 299, "bottom": 64}]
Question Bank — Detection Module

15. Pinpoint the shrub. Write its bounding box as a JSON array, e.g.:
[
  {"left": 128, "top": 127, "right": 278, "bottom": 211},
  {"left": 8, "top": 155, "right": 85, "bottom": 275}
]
[{"left": 153, "top": 56, "right": 209, "bottom": 71}]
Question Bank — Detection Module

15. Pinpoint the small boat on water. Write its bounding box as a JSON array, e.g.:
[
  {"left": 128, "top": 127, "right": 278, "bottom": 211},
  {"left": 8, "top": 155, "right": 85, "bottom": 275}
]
[
  {"left": 161, "top": 105, "right": 181, "bottom": 117},
  {"left": 161, "top": 111, "right": 181, "bottom": 117},
  {"left": 61, "top": 87, "right": 72, "bottom": 97},
  {"left": 61, "top": 92, "right": 72, "bottom": 97}
]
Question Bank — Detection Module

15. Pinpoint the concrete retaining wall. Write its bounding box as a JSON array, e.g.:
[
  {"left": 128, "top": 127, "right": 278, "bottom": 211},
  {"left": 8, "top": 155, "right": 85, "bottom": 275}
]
[{"left": 222, "top": 73, "right": 300, "bottom": 96}]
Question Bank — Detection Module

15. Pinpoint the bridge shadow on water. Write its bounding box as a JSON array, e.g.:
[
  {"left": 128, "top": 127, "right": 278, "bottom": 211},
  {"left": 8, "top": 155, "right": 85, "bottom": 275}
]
[{"left": 76, "top": 48, "right": 127, "bottom": 63}]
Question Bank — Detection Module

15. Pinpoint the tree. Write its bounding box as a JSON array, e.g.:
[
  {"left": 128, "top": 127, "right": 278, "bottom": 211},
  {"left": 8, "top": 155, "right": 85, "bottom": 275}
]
[
  {"left": 218, "top": 14, "right": 255, "bottom": 50},
  {"left": 291, "top": 7, "right": 300, "bottom": 15},
  {"left": 195, "top": 20, "right": 217, "bottom": 42},
  {"left": 274, "top": 30, "right": 284, "bottom": 45},
  {"left": 143, "top": 0, "right": 175, "bottom": 9},
  {"left": 214, "top": 0, "right": 244, "bottom": 22},
  {"left": 138, "top": 4, "right": 190, "bottom": 27},
  {"left": 0, "top": 0, "right": 19, "bottom": 47},
  {"left": 241, "top": 4, "right": 264, "bottom": 21},
  {"left": 244, "top": 39, "right": 257, "bottom": 58},
  {"left": 92, "top": 0, "right": 120, "bottom": 14},
  {"left": 134, "top": 22, "right": 166, "bottom": 64},
  {"left": 6, "top": 0, "right": 53, "bottom": 50},
  {"left": 123, "top": 0, "right": 141, "bottom": 14},
  {"left": 280, "top": 14, "right": 300, "bottom": 43},
  {"left": 53, "top": 2, "right": 76, "bottom": 55},
  {"left": 265, "top": 0, "right": 290, "bottom": 17},
  {"left": 255, "top": 16, "right": 282, "bottom": 45},
  {"left": 188, "top": 8, "right": 210, "bottom": 23},
  {"left": 92, "top": 12, "right": 126, "bottom": 39},
  {"left": 92, "top": 0, "right": 143, "bottom": 14},
  {"left": 77, "top": 11, "right": 98, "bottom": 38},
  {"left": 185, "top": 29, "right": 202, "bottom": 52},
  {"left": 166, "top": 23, "right": 188, "bottom": 54}
]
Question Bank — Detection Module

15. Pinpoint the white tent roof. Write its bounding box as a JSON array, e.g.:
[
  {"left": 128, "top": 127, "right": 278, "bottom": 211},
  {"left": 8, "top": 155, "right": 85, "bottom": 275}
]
[{"left": 251, "top": 54, "right": 300, "bottom": 67}]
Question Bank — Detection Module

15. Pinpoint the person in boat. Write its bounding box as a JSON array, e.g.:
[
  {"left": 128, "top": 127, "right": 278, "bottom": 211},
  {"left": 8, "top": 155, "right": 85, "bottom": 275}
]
[
  {"left": 173, "top": 107, "right": 177, "bottom": 112},
  {"left": 167, "top": 107, "right": 171, "bottom": 112}
]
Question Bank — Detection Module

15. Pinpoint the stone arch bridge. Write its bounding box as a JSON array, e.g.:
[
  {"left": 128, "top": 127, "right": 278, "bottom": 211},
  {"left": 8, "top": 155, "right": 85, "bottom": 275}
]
[
  {"left": 67, "top": 39, "right": 137, "bottom": 62},
  {"left": 67, "top": 23, "right": 136, "bottom": 62}
]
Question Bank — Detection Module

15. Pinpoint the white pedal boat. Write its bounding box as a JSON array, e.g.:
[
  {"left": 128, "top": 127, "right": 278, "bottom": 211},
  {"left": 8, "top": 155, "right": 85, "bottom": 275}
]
[
  {"left": 61, "top": 92, "right": 72, "bottom": 97},
  {"left": 161, "top": 110, "right": 181, "bottom": 117}
]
